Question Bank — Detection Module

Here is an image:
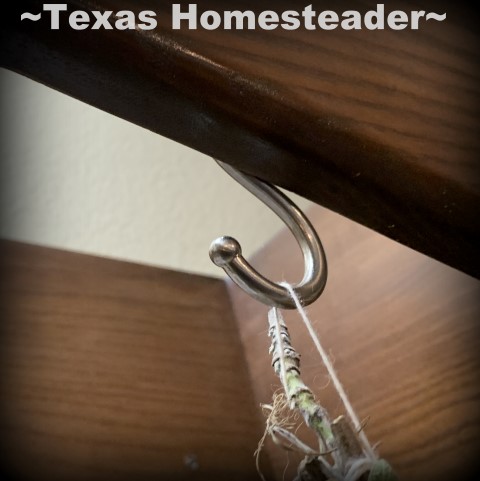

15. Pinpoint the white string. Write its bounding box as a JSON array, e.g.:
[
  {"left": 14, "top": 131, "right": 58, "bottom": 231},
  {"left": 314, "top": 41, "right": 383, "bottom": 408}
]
[{"left": 281, "top": 282, "right": 377, "bottom": 462}]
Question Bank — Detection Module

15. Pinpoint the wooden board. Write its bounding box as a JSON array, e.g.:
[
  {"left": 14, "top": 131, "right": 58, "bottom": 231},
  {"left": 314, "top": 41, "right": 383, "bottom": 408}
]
[
  {"left": 0, "top": 241, "right": 269, "bottom": 481},
  {"left": 1, "top": 0, "right": 479, "bottom": 277},
  {"left": 228, "top": 205, "right": 480, "bottom": 481}
]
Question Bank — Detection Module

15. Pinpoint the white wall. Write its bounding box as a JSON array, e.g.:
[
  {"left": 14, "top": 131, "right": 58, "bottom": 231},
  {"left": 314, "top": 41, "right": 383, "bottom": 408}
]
[{"left": 0, "top": 69, "right": 310, "bottom": 277}]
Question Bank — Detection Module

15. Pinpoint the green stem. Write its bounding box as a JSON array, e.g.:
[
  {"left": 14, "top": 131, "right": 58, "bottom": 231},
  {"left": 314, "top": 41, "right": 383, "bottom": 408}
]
[
  {"left": 269, "top": 309, "right": 335, "bottom": 451},
  {"left": 285, "top": 371, "right": 335, "bottom": 449}
]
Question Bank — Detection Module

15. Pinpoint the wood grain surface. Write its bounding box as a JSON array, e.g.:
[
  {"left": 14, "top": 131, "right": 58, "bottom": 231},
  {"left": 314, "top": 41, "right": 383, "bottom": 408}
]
[
  {"left": 228, "top": 205, "right": 480, "bottom": 481},
  {"left": 0, "top": 241, "right": 268, "bottom": 481},
  {"left": 1, "top": 1, "right": 479, "bottom": 277}
]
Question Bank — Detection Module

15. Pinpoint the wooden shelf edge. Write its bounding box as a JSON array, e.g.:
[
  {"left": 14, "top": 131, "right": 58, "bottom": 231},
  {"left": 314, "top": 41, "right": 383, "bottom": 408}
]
[{"left": 2, "top": 0, "right": 479, "bottom": 278}]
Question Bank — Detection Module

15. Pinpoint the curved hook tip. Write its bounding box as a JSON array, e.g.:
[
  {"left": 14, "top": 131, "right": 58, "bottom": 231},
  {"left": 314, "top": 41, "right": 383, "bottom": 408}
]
[
  {"left": 209, "top": 236, "right": 242, "bottom": 267},
  {"left": 209, "top": 159, "right": 327, "bottom": 309}
]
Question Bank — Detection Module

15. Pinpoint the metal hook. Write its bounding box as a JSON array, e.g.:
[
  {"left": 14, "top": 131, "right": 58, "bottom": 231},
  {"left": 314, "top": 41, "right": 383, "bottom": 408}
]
[{"left": 209, "top": 159, "right": 327, "bottom": 309}]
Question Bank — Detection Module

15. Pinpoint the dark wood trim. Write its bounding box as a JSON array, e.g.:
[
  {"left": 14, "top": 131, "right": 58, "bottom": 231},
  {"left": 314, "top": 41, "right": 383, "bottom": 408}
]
[{"left": 1, "top": 1, "right": 479, "bottom": 277}]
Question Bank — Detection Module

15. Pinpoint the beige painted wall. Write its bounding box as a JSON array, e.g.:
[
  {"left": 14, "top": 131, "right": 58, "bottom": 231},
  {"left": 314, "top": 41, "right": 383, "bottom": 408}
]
[{"left": 0, "top": 69, "right": 310, "bottom": 277}]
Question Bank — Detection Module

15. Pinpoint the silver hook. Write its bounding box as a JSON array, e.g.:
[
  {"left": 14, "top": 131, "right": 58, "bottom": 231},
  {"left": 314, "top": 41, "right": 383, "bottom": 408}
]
[{"left": 209, "top": 159, "right": 327, "bottom": 309}]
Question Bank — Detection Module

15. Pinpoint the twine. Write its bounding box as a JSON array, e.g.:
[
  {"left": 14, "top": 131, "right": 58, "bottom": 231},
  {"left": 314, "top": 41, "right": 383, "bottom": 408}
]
[{"left": 280, "top": 282, "right": 377, "bottom": 462}]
